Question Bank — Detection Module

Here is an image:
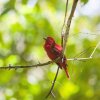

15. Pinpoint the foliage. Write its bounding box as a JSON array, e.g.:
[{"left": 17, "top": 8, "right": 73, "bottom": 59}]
[
  {"left": 0, "top": 0, "right": 100, "bottom": 100},
  {"left": 81, "top": 0, "right": 89, "bottom": 4}
]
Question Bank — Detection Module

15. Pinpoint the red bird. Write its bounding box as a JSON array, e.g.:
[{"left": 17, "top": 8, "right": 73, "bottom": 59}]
[{"left": 44, "top": 36, "right": 69, "bottom": 78}]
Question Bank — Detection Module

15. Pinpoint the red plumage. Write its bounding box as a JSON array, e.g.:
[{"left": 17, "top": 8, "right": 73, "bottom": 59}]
[{"left": 44, "top": 37, "right": 69, "bottom": 78}]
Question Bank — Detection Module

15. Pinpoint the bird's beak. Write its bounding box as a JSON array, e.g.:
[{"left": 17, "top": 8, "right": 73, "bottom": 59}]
[{"left": 43, "top": 37, "right": 47, "bottom": 40}]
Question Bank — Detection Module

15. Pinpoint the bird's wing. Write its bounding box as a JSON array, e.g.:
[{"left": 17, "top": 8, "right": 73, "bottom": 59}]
[{"left": 51, "top": 44, "right": 62, "bottom": 55}]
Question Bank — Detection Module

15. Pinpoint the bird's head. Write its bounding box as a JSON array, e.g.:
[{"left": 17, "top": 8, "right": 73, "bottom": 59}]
[{"left": 43, "top": 37, "right": 55, "bottom": 45}]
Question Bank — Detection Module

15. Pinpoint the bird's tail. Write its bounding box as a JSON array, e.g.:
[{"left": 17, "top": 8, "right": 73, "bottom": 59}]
[
  {"left": 57, "top": 63, "right": 70, "bottom": 78},
  {"left": 64, "top": 67, "right": 70, "bottom": 79}
]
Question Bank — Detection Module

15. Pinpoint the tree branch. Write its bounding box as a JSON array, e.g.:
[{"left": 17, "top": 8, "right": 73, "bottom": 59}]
[
  {"left": 63, "top": 0, "right": 79, "bottom": 53},
  {"left": 45, "top": 67, "right": 59, "bottom": 98},
  {"left": 0, "top": 61, "right": 52, "bottom": 70},
  {"left": 0, "top": 56, "right": 62, "bottom": 70},
  {"left": 61, "top": 0, "right": 69, "bottom": 38}
]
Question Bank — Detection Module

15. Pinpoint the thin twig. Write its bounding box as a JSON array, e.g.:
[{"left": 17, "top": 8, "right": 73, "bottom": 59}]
[
  {"left": 61, "top": 0, "right": 69, "bottom": 37},
  {"left": 67, "top": 41, "right": 100, "bottom": 61},
  {"left": 0, "top": 56, "right": 63, "bottom": 70},
  {"left": 63, "top": 0, "right": 79, "bottom": 53},
  {"left": 0, "top": 61, "right": 52, "bottom": 70},
  {"left": 74, "top": 47, "right": 93, "bottom": 58},
  {"left": 0, "top": 57, "right": 61, "bottom": 70},
  {"left": 67, "top": 57, "right": 92, "bottom": 61},
  {"left": 51, "top": 91, "right": 56, "bottom": 98},
  {"left": 45, "top": 67, "right": 59, "bottom": 98},
  {"left": 90, "top": 42, "right": 100, "bottom": 58}
]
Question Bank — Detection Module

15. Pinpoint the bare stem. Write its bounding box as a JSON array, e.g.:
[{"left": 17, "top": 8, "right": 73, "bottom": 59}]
[
  {"left": 0, "top": 61, "right": 52, "bottom": 70},
  {"left": 90, "top": 42, "right": 100, "bottom": 58},
  {"left": 67, "top": 41, "right": 100, "bottom": 61},
  {"left": 63, "top": 0, "right": 79, "bottom": 53},
  {"left": 45, "top": 67, "right": 59, "bottom": 98},
  {"left": 61, "top": 0, "right": 69, "bottom": 37}
]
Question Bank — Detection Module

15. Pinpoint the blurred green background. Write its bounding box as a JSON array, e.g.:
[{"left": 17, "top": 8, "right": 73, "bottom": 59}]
[{"left": 0, "top": 0, "right": 100, "bottom": 100}]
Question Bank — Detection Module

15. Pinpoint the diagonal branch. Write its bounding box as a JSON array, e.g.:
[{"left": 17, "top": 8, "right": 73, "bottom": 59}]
[
  {"left": 45, "top": 67, "right": 59, "bottom": 98},
  {"left": 63, "top": 0, "right": 79, "bottom": 53},
  {"left": 90, "top": 42, "right": 100, "bottom": 58},
  {"left": 61, "top": 0, "right": 69, "bottom": 38}
]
